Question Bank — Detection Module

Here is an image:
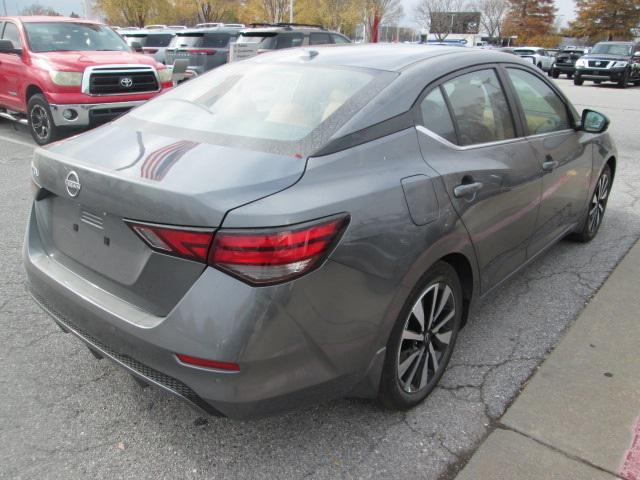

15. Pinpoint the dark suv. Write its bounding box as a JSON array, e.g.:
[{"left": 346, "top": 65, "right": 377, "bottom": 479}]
[
  {"left": 574, "top": 41, "right": 640, "bottom": 88},
  {"left": 551, "top": 46, "right": 588, "bottom": 79},
  {"left": 236, "top": 23, "right": 350, "bottom": 53}
]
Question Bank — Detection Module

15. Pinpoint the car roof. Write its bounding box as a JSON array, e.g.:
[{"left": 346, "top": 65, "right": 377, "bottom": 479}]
[
  {"left": 595, "top": 41, "right": 633, "bottom": 44},
  {"left": 247, "top": 43, "right": 520, "bottom": 72},
  {"left": 122, "top": 29, "right": 176, "bottom": 35},
  {"left": 2, "top": 15, "right": 102, "bottom": 24},
  {"left": 175, "top": 27, "right": 241, "bottom": 34}
]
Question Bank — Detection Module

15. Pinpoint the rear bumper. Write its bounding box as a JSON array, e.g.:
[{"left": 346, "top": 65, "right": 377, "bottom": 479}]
[
  {"left": 49, "top": 100, "right": 146, "bottom": 127},
  {"left": 23, "top": 206, "right": 388, "bottom": 418}
]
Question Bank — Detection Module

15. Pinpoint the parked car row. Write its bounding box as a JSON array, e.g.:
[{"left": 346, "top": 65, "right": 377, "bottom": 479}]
[{"left": 0, "top": 18, "right": 352, "bottom": 144}]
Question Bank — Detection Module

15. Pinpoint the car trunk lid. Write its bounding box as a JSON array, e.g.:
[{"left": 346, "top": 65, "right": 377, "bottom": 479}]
[{"left": 31, "top": 124, "right": 306, "bottom": 315}]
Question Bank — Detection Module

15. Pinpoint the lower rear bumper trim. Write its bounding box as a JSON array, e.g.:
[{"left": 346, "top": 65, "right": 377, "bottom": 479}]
[{"left": 28, "top": 286, "right": 223, "bottom": 417}]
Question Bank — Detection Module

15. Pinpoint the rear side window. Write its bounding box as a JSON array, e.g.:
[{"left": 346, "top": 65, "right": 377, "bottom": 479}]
[
  {"left": 203, "top": 33, "right": 231, "bottom": 48},
  {"left": 275, "top": 32, "right": 304, "bottom": 49},
  {"left": 442, "top": 69, "right": 515, "bottom": 146},
  {"left": 309, "top": 32, "right": 331, "bottom": 45},
  {"left": 331, "top": 34, "right": 350, "bottom": 44},
  {"left": 419, "top": 88, "right": 457, "bottom": 144},
  {"left": 2, "top": 22, "right": 22, "bottom": 48},
  {"left": 506, "top": 69, "right": 570, "bottom": 135}
]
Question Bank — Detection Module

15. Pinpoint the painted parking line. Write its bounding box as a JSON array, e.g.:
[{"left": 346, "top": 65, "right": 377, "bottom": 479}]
[{"left": 0, "top": 134, "right": 35, "bottom": 149}]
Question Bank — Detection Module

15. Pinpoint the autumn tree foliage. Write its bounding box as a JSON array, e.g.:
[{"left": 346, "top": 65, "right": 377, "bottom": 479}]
[
  {"left": 569, "top": 0, "right": 640, "bottom": 41},
  {"left": 502, "top": 0, "right": 556, "bottom": 45}
]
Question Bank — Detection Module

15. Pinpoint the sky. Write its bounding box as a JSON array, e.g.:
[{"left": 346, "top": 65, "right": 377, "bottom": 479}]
[{"left": 3, "top": 0, "right": 578, "bottom": 28}]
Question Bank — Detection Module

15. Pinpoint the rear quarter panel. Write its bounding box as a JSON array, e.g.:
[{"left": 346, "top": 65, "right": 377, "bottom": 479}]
[{"left": 222, "top": 128, "right": 479, "bottom": 372}]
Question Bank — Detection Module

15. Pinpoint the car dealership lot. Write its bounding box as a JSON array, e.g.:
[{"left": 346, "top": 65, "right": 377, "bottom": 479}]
[{"left": 1, "top": 79, "right": 639, "bottom": 479}]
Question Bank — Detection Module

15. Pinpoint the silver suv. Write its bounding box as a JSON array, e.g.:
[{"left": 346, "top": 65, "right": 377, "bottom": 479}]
[{"left": 164, "top": 27, "right": 242, "bottom": 74}]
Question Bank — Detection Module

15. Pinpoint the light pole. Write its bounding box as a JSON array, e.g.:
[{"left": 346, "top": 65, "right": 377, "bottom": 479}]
[{"left": 289, "top": 0, "right": 293, "bottom": 23}]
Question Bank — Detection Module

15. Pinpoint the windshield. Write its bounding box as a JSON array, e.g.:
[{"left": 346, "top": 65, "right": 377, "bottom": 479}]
[
  {"left": 591, "top": 43, "right": 632, "bottom": 55},
  {"left": 24, "top": 22, "right": 129, "bottom": 53},
  {"left": 125, "top": 62, "right": 395, "bottom": 155},
  {"left": 124, "top": 33, "right": 174, "bottom": 47}
]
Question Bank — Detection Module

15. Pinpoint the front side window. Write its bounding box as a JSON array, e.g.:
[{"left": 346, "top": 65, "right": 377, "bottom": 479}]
[
  {"left": 331, "top": 34, "right": 350, "bottom": 44},
  {"left": 507, "top": 68, "right": 570, "bottom": 135},
  {"left": 419, "top": 88, "right": 457, "bottom": 144},
  {"left": 442, "top": 69, "right": 516, "bottom": 146},
  {"left": 309, "top": 32, "right": 331, "bottom": 45},
  {"left": 2, "top": 22, "right": 22, "bottom": 48},
  {"left": 24, "top": 22, "right": 128, "bottom": 52}
]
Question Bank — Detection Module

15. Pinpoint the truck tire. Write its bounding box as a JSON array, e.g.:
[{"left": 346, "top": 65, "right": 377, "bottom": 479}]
[
  {"left": 617, "top": 69, "right": 629, "bottom": 89},
  {"left": 551, "top": 69, "right": 560, "bottom": 78},
  {"left": 27, "top": 94, "right": 61, "bottom": 145},
  {"left": 573, "top": 75, "right": 584, "bottom": 86}
]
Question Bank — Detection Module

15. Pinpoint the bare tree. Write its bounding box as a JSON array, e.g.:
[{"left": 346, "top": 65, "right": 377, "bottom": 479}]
[
  {"left": 415, "top": 0, "right": 467, "bottom": 41},
  {"left": 471, "top": 0, "right": 507, "bottom": 38},
  {"left": 365, "top": 0, "right": 403, "bottom": 42},
  {"left": 20, "top": 2, "right": 61, "bottom": 15},
  {"left": 260, "top": 0, "right": 291, "bottom": 23},
  {"left": 194, "top": 0, "right": 234, "bottom": 22}
]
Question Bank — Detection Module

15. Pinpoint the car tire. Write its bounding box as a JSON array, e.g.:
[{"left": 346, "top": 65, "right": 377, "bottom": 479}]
[
  {"left": 574, "top": 75, "right": 584, "bottom": 86},
  {"left": 537, "top": 62, "right": 543, "bottom": 70},
  {"left": 378, "top": 261, "right": 463, "bottom": 410},
  {"left": 28, "top": 94, "right": 61, "bottom": 146},
  {"left": 617, "top": 69, "right": 629, "bottom": 88},
  {"left": 569, "top": 165, "right": 612, "bottom": 243},
  {"left": 551, "top": 69, "right": 560, "bottom": 78}
]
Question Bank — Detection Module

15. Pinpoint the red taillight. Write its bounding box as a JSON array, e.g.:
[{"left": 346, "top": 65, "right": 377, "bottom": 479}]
[
  {"left": 176, "top": 353, "right": 240, "bottom": 371},
  {"left": 188, "top": 48, "right": 216, "bottom": 55},
  {"left": 126, "top": 222, "right": 214, "bottom": 262},
  {"left": 126, "top": 214, "right": 349, "bottom": 284},
  {"left": 208, "top": 215, "right": 349, "bottom": 285}
]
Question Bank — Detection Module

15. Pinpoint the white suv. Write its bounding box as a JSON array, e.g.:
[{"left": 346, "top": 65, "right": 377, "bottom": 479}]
[{"left": 513, "top": 47, "right": 554, "bottom": 71}]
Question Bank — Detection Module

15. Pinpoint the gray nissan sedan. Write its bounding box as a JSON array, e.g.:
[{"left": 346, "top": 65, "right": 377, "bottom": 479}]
[{"left": 25, "top": 44, "right": 616, "bottom": 418}]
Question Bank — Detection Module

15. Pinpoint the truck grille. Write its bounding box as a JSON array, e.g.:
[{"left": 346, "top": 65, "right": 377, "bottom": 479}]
[{"left": 87, "top": 66, "right": 159, "bottom": 95}]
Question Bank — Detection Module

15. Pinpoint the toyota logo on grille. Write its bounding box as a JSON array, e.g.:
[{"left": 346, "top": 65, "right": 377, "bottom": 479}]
[
  {"left": 65, "top": 171, "right": 81, "bottom": 198},
  {"left": 120, "top": 76, "right": 133, "bottom": 88}
]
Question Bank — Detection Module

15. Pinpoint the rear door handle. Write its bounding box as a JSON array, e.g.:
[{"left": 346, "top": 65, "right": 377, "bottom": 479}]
[
  {"left": 542, "top": 156, "right": 559, "bottom": 171},
  {"left": 453, "top": 181, "right": 483, "bottom": 198}
]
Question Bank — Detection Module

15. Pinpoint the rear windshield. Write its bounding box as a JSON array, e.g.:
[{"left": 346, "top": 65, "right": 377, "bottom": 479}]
[
  {"left": 125, "top": 62, "right": 395, "bottom": 156},
  {"left": 513, "top": 49, "right": 536, "bottom": 55},
  {"left": 591, "top": 43, "right": 632, "bottom": 55},
  {"left": 170, "top": 33, "right": 232, "bottom": 48},
  {"left": 124, "top": 33, "right": 174, "bottom": 47}
]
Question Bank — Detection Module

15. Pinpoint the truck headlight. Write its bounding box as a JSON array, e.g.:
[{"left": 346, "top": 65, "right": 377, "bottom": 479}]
[
  {"left": 157, "top": 68, "right": 172, "bottom": 83},
  {"left": 49, "top": 71, "right": 83, "bottom": 86},
  {"left": 613, "top": 61, "right": 628, "bottom": 68},
  {"left": 575, "top": 59, "right": 586, "bottom": 68}
]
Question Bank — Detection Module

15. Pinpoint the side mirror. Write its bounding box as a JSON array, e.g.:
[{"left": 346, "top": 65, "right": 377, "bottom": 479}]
[
  {"left": 130, "top": 41, "right": 143, "bottom": 53},
  {"left": 581, "top": 109, "right": 609, "bottom": 133},
  {"left": 0, "top": 39, "right": 21, "bottom": 55},
  {"left": 634, "top": 51, "right": 640, "bottom": 57}
]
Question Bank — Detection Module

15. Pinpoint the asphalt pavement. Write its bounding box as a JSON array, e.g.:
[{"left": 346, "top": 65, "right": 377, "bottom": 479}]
[{"left": 1, "top": 78, "right": 639, "bottom": 480}]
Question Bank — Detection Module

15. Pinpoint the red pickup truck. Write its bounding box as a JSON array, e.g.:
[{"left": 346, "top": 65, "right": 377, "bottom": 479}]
[{"left": 0, "top": 16, "right": 172, "bottom": 145}]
